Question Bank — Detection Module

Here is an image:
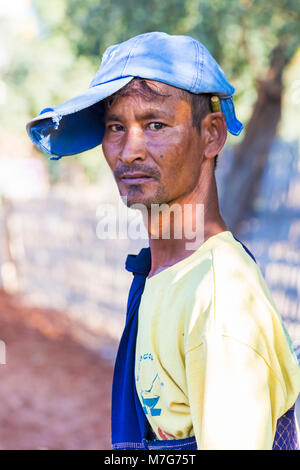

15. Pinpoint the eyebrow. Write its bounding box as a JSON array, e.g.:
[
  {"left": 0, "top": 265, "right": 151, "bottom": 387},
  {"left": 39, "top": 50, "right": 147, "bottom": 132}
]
[{"left": 105, "top": 110, "right": 173, "bottom": 122}]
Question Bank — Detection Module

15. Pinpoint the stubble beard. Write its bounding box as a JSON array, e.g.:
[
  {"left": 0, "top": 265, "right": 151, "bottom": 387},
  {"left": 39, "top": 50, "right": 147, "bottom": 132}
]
[{"left": 120, "top": 184, "right": 169, "bottom": 210}]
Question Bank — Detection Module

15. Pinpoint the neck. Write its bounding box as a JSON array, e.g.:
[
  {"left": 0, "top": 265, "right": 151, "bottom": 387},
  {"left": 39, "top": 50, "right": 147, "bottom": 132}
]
[{"left": 145, "top": 166, "right": 227, "bottom": 278}]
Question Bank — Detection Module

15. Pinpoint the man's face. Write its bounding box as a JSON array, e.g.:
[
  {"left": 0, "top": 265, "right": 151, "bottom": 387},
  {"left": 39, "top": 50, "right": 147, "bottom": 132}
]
[{"left": 102, "top": 80, "right": 206, "bottom": 208}]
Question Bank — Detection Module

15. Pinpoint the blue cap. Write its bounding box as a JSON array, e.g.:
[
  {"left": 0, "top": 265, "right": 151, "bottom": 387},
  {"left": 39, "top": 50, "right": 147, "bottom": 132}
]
[{"left": 26, "top": 32, "right": 243, "bottom": 160}]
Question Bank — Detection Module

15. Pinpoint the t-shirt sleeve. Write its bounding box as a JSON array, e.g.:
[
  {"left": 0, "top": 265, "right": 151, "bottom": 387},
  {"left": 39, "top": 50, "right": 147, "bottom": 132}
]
[
  {"left": 184, "top": 246, "right": 300, "bottom": 450},
  {"left": 185, "top": 333, "right": 286, "bottom": 450}
]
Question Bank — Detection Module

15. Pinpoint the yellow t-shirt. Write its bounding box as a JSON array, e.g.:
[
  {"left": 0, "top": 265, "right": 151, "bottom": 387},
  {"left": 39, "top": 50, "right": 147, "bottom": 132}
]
[{"left": 135, "top": 231, "right": 300, "bottom": 450}]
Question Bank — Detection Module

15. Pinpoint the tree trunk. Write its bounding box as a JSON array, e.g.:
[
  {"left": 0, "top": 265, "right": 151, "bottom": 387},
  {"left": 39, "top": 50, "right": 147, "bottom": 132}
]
[{"left": 221, "top": 44, "right": 290, "bottom": 234}]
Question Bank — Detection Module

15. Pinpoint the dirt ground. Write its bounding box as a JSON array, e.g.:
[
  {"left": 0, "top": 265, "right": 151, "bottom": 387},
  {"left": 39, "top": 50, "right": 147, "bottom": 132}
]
[
  {"left": 1, "top": 288, "right": 299, "bottom": 451},
  {"left": 0, "top": 289, "right": 115, "bottom": 450}
]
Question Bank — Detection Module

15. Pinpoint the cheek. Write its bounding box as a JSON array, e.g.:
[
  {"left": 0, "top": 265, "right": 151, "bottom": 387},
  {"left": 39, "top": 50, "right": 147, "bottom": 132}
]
[
  {"left": 147, "top": 129, "right": 180, "bottom": 161},
  {"left": 151, "top": 131, "right": 203, "bottom": 196},
  {"left": 102, "top": 139, "right": 118, "bottom": 170},
  {"left": 149, "top": 128, "right": 199, "bottom": 173}
]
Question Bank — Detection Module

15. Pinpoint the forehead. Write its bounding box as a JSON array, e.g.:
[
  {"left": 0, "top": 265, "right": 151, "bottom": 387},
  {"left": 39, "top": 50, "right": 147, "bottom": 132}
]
[
  {"left": 104, "top": 79, "right": 190, "bottom": 116},
  {"left": 134, "top": 79, "right": 185, "bottom": 97}
]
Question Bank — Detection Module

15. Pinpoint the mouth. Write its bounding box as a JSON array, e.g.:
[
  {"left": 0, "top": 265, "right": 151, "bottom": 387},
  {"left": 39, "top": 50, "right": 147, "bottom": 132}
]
[{"left": 120, "top": 173, "right": 154, "bottom": 184}]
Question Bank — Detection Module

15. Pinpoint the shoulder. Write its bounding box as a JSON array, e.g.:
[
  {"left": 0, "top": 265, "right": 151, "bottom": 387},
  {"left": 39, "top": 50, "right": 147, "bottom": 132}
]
[
  {"left": 211, "top": 240, "right": 281, "bottom": 339},
  {"left": 186, "top": 241, "right": 300, "bottom": 408},
  {"left": 185, "top": 237, "right": 290, "bottom": 359}
]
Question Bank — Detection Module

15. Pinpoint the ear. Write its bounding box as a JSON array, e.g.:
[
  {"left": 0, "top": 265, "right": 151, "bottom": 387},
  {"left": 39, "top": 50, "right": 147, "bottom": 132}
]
[{"left": 201, "top": 112, "right": 227, "bottom": 160}]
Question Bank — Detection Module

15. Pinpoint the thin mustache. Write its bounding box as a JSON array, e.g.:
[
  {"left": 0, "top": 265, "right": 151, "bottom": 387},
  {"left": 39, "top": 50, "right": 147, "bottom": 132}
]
[{"left": 114, "top": 166, "right": 160, "bottom": 179}]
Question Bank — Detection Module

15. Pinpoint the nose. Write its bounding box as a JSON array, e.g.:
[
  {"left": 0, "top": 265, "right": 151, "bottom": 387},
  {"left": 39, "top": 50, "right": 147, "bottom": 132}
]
[{"left": 119, "top": 125, "right": 146, "bottom": 164}]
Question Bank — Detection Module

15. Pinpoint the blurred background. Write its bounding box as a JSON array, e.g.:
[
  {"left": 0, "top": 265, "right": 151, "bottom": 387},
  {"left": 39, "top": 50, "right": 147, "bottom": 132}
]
[{"left": 0, "top": 0, "right": 299, "bottom": 450}]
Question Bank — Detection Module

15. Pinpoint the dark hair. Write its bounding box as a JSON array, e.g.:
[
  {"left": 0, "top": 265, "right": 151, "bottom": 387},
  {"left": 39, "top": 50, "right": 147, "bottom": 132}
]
[{"left": 103, "top": 78, "right": 219, "bottom": 169}]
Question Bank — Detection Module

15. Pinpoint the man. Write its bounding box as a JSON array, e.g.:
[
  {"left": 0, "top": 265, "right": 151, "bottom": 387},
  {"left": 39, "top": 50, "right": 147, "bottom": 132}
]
[{"left": 26, "top": 32, "right": 300, "bottom": 450}]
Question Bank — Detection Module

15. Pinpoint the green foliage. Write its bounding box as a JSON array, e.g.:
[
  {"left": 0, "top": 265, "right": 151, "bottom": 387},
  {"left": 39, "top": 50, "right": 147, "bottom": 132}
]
[
  {"left": 30, "top": 0, "right": 300, "bottom": 125},
  {"left": 33, "top": 0, "right": 300, "bottom": 77},
  {"left": 1, "top": 0, "right": 299, "bottom": 180}
]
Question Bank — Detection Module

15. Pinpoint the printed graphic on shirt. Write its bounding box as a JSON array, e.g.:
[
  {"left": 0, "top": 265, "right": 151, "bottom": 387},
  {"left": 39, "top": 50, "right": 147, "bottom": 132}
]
[
  {"left": 141, "top": 373, "right": 161, "bottom": 416},
  {"left": 157, "top": 427, "right": 176, "bottom": 440},
  {"left": 136, "top": 353, "right": 164, "bottom": 417}
]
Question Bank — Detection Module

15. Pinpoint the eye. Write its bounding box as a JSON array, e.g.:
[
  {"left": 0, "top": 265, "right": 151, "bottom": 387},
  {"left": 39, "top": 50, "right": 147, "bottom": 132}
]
[
  {"left": 148, "top": 122, "right": 165, "bottom": 131},
  {"left": 108, "top": 124, "right": 124, "bottom": 132}
]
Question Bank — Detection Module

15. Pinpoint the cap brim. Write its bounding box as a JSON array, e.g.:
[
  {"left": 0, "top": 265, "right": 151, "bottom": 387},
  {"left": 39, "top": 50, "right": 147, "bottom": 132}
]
[{"left": 26, "top": 76, "right": 133, "bottom": 157}]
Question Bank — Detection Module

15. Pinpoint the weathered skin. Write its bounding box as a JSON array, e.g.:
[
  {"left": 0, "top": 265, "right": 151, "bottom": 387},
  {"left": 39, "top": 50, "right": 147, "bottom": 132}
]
[{"left": 102, "top": 80, "right": 228, "bottom": 278}]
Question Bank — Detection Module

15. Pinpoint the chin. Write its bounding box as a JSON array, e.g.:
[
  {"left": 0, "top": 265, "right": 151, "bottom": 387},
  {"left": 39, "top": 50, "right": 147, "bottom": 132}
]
[
  {"left": 117, "top": 186, "right": 145, "bottom": 207},
  {"left": 118, "top": 191, "right": 143, "bottom": 208},
  {"left": 126, "top": 196, "right": 151, "bottom": 209},
  {"left": 118, "top": 185, "right": 169, "bottom": 209}
]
